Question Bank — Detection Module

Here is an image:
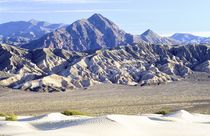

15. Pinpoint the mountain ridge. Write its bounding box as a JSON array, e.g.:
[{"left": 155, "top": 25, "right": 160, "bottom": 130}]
[
  {"left": 1, "top": 43, "right": 210, "bottom": 91},
  {"left": 21, "top": 13, "right": 136, "bottom": 52},
  {"left": 171, "top": 33, "right": 210, "bottom": 44},
  {"left": 0, "top": 20, "right": 65, "bottom": 46},
  {"left": 1, "top": 14, "right": 210, "bottom": 52},
  {"left": 139, "top": 29, "right": 180, "bottom": 45}
]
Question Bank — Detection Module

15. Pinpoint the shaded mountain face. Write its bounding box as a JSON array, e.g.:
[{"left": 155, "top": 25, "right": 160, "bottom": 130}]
[
  {"left": 170, "top": 33, "right": 210, "bottom": 44},
  {"left": 0, "top": 20, "right": 64, "bottom": 46},
  {"left": 1, "top": 43, "right": 210, "bottom": 92},
  {"left": 0, "top": 44, "right": 83, "bottom": 74},
  {"left": 21, "top": 14, "right": 136, "bottom": 52},
  {"left": 139, "top": 29, "right": 180, "bottom": 45}
]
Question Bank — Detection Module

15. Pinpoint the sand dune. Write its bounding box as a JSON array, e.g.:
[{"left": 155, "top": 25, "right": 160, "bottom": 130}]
[{"left": 0, "top": 110, "right": 210, "bottom": 136}]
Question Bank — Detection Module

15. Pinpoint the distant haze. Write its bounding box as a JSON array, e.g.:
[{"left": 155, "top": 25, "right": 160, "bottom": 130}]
[{"left": 161, "top": 32, "right": 210, "bottom": 37}]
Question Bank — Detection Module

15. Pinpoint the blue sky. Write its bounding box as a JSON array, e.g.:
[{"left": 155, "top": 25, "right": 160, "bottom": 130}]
[{"left": 0, "top": 0, "right": 210, "bottom": 36}]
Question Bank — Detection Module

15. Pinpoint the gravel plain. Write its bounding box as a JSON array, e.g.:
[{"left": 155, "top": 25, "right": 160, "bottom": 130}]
[{"left": 0, "top": 72, "right": 210, "bottom": 115}]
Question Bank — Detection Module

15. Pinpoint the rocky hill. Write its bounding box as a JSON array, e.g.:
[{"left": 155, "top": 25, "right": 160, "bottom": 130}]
[{"left": 0, "top": 43, "right": 210, "bottom": 92}]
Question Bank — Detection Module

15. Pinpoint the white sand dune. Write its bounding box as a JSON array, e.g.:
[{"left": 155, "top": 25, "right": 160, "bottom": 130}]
[{"left": 0, "top": 110, "right": 210, "bottom": 136}]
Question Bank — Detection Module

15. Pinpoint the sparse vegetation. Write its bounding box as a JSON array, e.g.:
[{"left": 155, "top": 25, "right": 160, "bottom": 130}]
[
  {"left": 62, "top": 110, "right": 86, "bottom": 116},
  {"left": 0, "top": 113, "right": 18, "bottom": 121},
  {"left": 155, "top": 109, "right": 171, "bottom": 115},
  {"left": 5, "top": 114, "right": 17, "bottom": 121},
  {"left": 0, "top": 113, "right": 6, "bottom": 117}
]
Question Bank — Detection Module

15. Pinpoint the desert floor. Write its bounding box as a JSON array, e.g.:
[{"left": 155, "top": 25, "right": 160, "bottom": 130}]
[{"left": 0, "top": 72, "right": 210, "bottom": 115}]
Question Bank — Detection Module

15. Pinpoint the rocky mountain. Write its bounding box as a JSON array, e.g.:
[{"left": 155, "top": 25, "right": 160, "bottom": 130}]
[
  {"left": 21, "top": 14, "right": 136, "bottom": 52},
  {"left": 2, "top": 13, "right": 210, "bottom": 53},
  {"left": 23, "top": 14, "right": 210, "bottom": 52},
  {"left": 170, "top": 33, "right": 210, "bottom": 44},
  {"left": 0, "top": 20, "right": 64, "bottom": 46},
  {"left": 139, "top": 29, "right": 179, "bottom": 45},
  {"left": 1, "top": 43, "right": 210, "bottom": 92}
]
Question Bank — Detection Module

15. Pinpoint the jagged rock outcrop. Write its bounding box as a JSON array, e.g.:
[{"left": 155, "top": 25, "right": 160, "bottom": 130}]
[
  {"left": 0, "top": 44, "right": 84, "bottom": 91},
  {"left": 0, "top": 44, "right": 43, "bottom": 74},
  {"left": 170, "top": 44, "right": 210, "bottom": 68},
  {"left": 0, "top": 44, "right": 83, "bottom": 74},
  {"left": 0, "top": 20, "right": 64, "bottom": 46},
  {"left": 1, "top": 43, "right": 210, "bottom": 91}
]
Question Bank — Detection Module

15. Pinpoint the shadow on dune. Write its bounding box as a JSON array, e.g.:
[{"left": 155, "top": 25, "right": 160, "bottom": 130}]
[{"left": 30, "top": 116, "right": 118, "bottom": 131}]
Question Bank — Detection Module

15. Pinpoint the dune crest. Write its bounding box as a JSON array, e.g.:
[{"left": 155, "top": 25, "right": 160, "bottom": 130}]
[{"left": 0, "top": 110, "right": 210, "bottom": 136}]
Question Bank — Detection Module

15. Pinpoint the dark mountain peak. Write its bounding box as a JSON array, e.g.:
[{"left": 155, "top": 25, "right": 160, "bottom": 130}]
[
  {"left": 145, "top": 29, "right": 153, "bottom": 32},
  {"left": 86, "top": 13, "right": 122, "bottom": 36},
  {"left": 141, "top": 29, "right": 158, "bottom": 37},
  {"left": 88, "top": 13, "right": 106, "bottom": 21},
  {"left": 87, "top": 13, "right": 114, "bottom": 27}
]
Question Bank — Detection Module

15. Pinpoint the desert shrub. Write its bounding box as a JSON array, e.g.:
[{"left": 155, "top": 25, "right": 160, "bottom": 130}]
[
  {"left": 155, "top": 109, "right": 170, "bottom": 115},
  {"left": 5, "top": 114, "right": 17, "bottom": 121},
  {"left": 0, "top": 113, "right": 6, "bottom": 117},
  {"left": 62, "top": 110, "right": 86, "bottom": 116}
]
